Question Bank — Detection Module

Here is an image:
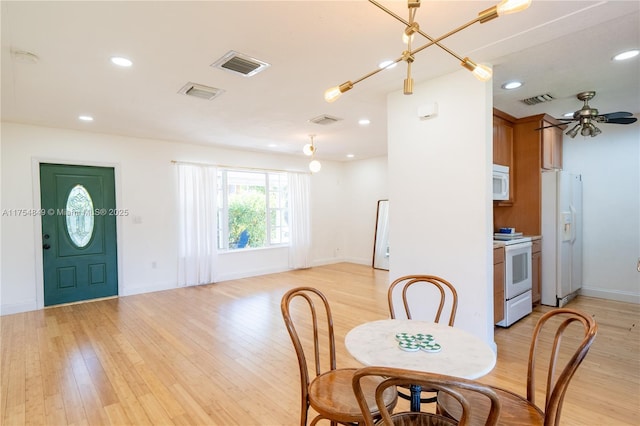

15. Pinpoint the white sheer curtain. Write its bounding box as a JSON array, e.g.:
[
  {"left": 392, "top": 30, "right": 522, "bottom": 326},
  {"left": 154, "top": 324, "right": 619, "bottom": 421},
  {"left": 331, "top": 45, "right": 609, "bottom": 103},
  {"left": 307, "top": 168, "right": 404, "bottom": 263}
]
[
  {"left": 176, "top": 163, "right": 218, "bottom": 286},
  {"left": 288, "top": 172, "right": 311, "bottom": 269}
]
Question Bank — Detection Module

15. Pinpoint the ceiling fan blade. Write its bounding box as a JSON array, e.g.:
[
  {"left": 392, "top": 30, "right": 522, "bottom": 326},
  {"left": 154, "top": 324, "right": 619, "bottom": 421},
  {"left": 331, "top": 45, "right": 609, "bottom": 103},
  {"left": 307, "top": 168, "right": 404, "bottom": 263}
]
[
  {"left": 604, "top": 117, "right": 637, "bottom": 124},
  {"left": 601, "top": 111, "right": 633, "bottom": 119},
  {"left": 534, "top": 121, "right": 571, "bottom": 131}
]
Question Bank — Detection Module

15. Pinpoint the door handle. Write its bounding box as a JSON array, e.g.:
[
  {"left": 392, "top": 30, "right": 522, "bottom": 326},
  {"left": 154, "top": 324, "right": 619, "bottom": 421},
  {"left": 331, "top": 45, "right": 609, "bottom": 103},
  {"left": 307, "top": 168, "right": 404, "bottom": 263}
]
[{"left": 43, "top": 244, "right": 51, "bottom": 250}]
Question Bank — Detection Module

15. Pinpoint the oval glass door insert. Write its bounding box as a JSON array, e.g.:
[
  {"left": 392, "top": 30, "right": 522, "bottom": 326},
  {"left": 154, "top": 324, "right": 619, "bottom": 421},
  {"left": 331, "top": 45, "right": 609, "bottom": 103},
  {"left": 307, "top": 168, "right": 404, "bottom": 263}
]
[{"left": 66, "top": 184, "right": 94, "bottom": 248}]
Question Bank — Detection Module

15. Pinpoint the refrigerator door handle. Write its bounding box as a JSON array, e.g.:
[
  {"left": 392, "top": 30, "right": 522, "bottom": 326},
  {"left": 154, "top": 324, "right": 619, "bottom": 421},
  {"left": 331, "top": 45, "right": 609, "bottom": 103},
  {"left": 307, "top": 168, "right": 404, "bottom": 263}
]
[{"left": 570, "top": 205, "right": 577, "bottom": 244}]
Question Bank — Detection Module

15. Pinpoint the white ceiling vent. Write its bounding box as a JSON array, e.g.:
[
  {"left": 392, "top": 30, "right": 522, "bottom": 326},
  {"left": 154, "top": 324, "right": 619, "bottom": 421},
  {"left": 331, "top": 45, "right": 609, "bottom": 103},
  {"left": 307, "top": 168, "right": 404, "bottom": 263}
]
[
  {"left": 309, "top": 114, "right": 343, "bottom": 125},
  {"left": 521, "top": 93, "right": 555, "bottom": 105},
  {"left": 211, "top": 50, "right": 270, "bottom": 77},
  {"left": 178, "top": 82, "right": 225, "bottom": 101}
]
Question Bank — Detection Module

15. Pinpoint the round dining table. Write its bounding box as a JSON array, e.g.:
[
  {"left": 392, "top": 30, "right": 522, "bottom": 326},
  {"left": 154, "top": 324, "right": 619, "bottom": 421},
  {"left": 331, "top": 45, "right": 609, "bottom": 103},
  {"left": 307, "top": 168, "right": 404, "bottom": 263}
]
[{"left": 345, "top": 319, "right": 497, "bottom": 411}]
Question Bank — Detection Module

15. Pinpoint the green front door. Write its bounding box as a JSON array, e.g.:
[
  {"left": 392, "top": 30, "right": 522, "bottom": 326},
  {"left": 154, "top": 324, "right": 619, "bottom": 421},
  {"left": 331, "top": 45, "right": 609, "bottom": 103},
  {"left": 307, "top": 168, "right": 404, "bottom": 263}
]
[{"left": 40, "top": 163, "right": 118, "bottom": 306}]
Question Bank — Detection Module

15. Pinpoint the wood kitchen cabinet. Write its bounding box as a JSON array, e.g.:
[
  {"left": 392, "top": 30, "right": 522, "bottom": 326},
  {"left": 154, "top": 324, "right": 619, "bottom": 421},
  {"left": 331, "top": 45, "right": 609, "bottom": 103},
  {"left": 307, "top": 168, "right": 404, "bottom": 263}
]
[
  {"left": 493, "top": 109, "right": 516, "bottom": 205},
  {"left": 531, "top": 238, "right": 541, "bottom": 304},
  {"left": 494, "top": 113, "right": 565, "bottom": 236},
  {"left": 493, "top": 246, "right": 505, "bottom": 324},
  {"left": 542, "top": 120, "right": 563, "bottom": 170},
  {"left": 493, "top": 110, "right": 514, "bottom": 167}
]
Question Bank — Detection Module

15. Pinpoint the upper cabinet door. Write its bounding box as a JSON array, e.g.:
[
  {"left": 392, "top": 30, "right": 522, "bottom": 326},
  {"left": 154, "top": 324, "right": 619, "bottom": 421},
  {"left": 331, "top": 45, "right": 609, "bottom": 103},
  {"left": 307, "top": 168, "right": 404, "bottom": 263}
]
[
  {"left": 493, "top": 115, "right": 513, "bottom": 167},
  {"left": 542, "top": 120, "right": 563, "bottom": 170}
]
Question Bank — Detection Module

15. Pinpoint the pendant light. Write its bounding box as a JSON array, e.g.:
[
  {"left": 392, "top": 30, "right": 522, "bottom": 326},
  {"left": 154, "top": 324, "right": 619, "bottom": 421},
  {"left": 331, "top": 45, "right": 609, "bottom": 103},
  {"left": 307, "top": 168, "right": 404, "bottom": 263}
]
[{"left": 304, "top": 135, "right": 322, "bottom": 173}]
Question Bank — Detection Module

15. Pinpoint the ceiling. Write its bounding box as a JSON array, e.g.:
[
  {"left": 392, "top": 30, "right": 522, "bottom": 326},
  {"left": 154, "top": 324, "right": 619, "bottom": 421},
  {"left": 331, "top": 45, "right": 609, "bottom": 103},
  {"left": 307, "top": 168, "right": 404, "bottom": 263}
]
[{"left": 2, "top": 1, "right": 639, "bottom": 162}]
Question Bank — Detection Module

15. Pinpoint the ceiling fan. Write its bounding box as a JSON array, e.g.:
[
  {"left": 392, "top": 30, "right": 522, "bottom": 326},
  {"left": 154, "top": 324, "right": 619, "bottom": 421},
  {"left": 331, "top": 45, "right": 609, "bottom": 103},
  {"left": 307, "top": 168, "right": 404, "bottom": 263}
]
[{"left": 541, "top": 91, "right": 637, "bottom": 138}]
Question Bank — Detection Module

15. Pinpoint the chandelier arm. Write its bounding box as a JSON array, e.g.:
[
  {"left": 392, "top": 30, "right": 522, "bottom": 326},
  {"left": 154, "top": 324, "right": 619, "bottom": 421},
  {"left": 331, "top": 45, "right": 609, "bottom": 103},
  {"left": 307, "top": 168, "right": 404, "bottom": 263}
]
[
  {"left": 350, "top": 56, "right": 404, "bottom": 86},
  {"left": 413, "top": 17, "right": 482, "bottom": 61},
  {"left": 368, "top": 0, "right": 455, "bottom": 57},
  {"left": 344, "top": 20, "right": 482, "bottom": 91},
  {"left": 368, "top": 0, "right": 481, "bottom": 63}
]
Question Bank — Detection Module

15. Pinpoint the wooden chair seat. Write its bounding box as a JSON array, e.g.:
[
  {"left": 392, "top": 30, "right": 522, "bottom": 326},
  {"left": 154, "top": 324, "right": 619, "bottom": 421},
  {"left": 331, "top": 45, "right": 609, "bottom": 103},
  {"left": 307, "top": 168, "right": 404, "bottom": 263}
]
[
  {"left": 309, "top": 368, "right": 397, "bottom": 424},
  {"left": 437, "top": 386, "right": 544, "bottom": 426},
  {"left": 437, "top": 308, "right": 596, "bottom": 426},
  {"left": 353, "top": 366, "right": 501, "bottom": 426},
  {"left": 383, "top": 412, "right": 458, "bottom": 426},
  {"left": 282, "top": 287, "right": 398, "bottom": 425}
]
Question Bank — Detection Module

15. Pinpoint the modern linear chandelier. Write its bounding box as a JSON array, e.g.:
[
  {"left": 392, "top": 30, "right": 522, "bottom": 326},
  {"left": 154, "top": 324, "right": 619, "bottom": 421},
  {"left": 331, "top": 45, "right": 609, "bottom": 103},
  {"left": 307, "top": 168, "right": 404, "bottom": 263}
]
[{"left": 324, "top": 0, "right": 532, "bottom": 102}]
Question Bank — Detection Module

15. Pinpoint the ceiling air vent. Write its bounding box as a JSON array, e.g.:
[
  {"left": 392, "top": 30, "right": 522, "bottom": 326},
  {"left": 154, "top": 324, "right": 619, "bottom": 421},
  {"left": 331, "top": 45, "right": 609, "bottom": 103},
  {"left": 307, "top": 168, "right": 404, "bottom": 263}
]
[
  {"left": 520, "top": 93, "right": 555, "bottom": 106},
  {"left": 211, "top": 50, "right": 270, "bottom": 77},
  {"left": 309, "top": 114, "right": 343, "bottom": 125},
  {"left": 178, "top": 82, "right": 225, "bottom": 101}
]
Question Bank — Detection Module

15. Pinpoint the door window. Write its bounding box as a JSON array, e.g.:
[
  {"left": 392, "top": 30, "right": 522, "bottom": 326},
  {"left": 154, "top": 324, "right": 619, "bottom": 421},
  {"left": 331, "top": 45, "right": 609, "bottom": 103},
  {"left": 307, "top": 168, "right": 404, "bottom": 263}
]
[{"left": 65, "top": 184, "right": 95, "bottom": 248}]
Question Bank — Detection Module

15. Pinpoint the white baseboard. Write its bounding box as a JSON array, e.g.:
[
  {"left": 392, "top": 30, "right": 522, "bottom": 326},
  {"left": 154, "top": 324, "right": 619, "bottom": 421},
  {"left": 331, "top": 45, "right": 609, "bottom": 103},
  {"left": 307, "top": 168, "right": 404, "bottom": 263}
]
[
  {"left": 1, "top": 300, "right": 38, "bottom": 315},
  {"left": 120, "top": 281, "right": 176, "bottom": 297},
  {"left": 580, "top": 287, "right": 640, "bottom": 304},
  {"left": 214, "top": 265, "right": 291, "bottom": 283}
]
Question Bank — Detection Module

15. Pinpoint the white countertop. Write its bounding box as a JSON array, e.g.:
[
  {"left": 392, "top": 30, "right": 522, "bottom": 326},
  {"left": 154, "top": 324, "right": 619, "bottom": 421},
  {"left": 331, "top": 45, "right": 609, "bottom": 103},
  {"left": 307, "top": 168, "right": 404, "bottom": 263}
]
[{"left": 345, "top": 319, "right": 496, "bottom": 380}]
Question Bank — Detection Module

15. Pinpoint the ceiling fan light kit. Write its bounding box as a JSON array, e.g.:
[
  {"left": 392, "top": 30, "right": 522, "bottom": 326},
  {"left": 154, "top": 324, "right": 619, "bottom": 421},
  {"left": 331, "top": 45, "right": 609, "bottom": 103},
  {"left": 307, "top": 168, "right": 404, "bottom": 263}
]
[{"left": 324, "top": 0, "right": 532, "bottom": 102}]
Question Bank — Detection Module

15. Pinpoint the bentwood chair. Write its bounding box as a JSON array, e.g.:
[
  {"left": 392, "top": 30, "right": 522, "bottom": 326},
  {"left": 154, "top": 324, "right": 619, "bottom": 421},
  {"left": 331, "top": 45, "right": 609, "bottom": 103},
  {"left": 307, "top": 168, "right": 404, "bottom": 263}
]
[
  {"left": 353, "top": 366, "right": 501, "bottom": 426},
  {"left": 388, "top": 275, "right": 458, "bottom": 324},
  {"left": 281, "top": 287, "right": 398, "bottom": 426},
  {"left": 388, "top": 275, "right": 459, "bottom": 406},
  {"left": 437, "top": 308, "right": 598, "bottom": 426}
]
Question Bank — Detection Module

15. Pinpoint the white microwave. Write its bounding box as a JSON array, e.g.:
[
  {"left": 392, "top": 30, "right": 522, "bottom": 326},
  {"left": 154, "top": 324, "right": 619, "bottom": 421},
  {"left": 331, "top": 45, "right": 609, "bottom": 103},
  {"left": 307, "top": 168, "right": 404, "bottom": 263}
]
[{"left": 493, "top": 164, "right": 509, "bottom": 201}]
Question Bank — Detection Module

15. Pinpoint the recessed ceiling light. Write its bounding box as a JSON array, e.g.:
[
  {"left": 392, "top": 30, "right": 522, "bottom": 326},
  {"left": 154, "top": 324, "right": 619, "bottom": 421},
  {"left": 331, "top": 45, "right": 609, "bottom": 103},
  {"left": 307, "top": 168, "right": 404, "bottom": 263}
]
[
  {"left": 613, "top": 49, "right": 639, "bottom": 61},
  {"left": 501, "top": 81, "right": 523, "bottom": 90},
  {"left": 378, "top": 60, "right": 397, "bottom": 69},
  {"left": 267, "top": 143, "right": 278, "bottom": 148},
  {"left": 78, "top": 115, "right": 94, "bottom": 122},
  {"left": 358, "top": 118, "right": 371, "bottom": 126},
  {"left": 110, "top": 56, "right": 133, "bottom": 67},
  {"left": 346, "top": 154, "right": 355, "bottom": 158}
]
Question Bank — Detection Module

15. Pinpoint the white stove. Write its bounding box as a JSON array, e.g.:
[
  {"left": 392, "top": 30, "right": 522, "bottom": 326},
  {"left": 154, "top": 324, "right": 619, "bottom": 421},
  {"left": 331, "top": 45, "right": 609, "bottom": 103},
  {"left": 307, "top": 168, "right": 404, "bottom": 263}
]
[
  {"left": 494, "top": 232, "right": 532, "bottom": 244},
  {"left": 495, "top": 236, "right": 533, "bottom": 327}
]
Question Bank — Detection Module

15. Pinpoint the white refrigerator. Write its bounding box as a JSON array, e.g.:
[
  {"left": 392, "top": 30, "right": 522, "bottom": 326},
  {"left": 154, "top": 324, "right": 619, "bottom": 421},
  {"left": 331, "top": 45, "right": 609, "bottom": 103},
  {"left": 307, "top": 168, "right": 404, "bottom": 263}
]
[{"left": 541, "top": 170, "right": 583, "bottom": 307}]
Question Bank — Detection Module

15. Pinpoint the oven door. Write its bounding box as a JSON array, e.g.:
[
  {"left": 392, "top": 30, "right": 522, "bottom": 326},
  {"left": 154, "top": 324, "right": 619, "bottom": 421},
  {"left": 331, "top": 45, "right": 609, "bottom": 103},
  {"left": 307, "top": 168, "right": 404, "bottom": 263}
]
[{"left": 504, "top": 242, "right": 532, "bottom": 299}]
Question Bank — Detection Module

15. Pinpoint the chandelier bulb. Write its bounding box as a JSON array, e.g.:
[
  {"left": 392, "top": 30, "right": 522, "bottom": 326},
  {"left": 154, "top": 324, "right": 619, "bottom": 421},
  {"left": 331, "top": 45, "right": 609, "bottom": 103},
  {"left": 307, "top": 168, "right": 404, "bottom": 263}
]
[
  {"left": 472, "top": 63, "right": 492, "bottom": 81},
  {"left": 403, "top": 23, "right": 419, "bottom": 44},
  {"left": 324, "top": 86, "right": 342, "bottom": 103},
  {"left": 324, "top": 81, "right": 353, "bottom": 103},
  {"left": 496, "top": 0, "right": 532, "bottom": 16},
  {"left": 309, "top": 160, "right": 322, "bottom": 173},
  {"left": 402, "top": 32, "right": 415, "bottom": 44},
  {"left": 461, "top": 57, "right": 492, "bottom": 81},
  {"left": 303, "top": 135, "right": 317, "bottom": 156}
]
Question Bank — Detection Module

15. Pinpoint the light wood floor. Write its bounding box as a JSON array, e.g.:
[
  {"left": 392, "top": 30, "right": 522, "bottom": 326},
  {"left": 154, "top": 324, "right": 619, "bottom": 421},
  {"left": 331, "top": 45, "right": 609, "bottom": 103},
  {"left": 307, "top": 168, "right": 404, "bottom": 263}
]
[{"left": 1, "top": 263, "right": 638, "bottom": 425}]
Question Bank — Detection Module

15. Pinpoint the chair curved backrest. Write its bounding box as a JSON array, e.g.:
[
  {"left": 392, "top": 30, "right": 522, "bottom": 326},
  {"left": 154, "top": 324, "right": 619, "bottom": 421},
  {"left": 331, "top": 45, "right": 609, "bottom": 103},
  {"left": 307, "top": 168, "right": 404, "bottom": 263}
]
[
  {"left": 388, "top": 275, "right": 458, "bottom": 325},
  {"left": 281, "top": 287, "right": 337, "bottom": 426},
  {"left": 353, "top": 366, "right": 501, "bottom": 426},
  {"left": 526, "top": 308, "right": 597, "bottom": 426}
]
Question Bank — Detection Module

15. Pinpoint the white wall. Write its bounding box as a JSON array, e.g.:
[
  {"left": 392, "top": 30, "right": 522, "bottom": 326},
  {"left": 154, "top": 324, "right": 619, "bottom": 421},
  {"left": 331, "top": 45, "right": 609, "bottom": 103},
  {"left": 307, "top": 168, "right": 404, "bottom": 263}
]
[
  {"left": 342, "top": 156, "right": 389, "bottom": 265},
  {"left": 387, "top": 70, "right": 495, "bottom": 348},
  {"left": 563, "top": 117, "right": 640, "bottom": 303},
  {"left": 0, "top": 122, "right": 355, "bottom": 314}
]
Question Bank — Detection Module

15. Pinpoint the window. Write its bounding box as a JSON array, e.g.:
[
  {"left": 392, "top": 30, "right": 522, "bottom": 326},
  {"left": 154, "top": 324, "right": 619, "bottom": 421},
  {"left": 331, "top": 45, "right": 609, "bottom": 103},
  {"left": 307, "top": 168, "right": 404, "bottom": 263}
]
[{"left": 217, "top": 169, "right": 289, "bottom": 250}]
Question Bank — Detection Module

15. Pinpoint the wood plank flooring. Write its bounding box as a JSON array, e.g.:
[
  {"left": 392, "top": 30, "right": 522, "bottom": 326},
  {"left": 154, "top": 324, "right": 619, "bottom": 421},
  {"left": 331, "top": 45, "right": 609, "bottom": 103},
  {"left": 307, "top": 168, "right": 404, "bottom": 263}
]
[{"left": 1, "top": 262, "right": 638, "bottom": 425}]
